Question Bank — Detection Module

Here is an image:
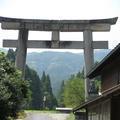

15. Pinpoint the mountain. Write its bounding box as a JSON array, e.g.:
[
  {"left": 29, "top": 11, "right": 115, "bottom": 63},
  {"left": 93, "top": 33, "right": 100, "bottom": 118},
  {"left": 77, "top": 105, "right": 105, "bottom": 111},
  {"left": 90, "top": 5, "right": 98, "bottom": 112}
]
[{"left": 26, "top": 49, "right": 111, "bottom": 96}]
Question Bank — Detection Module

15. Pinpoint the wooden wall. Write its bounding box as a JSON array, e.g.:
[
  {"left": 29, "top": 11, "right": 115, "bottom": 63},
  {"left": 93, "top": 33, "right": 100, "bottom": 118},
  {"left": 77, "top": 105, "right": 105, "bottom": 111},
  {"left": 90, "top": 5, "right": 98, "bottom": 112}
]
[
  {"left": 88, "top": 99, "right": 110, "bottom": 120},
  {"left": 101, "top": 57, "right": 120, "bottom": 92}
]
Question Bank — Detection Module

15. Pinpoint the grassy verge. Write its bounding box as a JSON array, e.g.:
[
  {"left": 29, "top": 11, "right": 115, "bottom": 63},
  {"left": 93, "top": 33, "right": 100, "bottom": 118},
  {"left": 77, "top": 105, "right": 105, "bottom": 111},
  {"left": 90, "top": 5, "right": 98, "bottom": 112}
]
[
  {"left": 66, "top": 113, "right": 75, "bottom": 120},
  {"left": 14, "top": 111, "right": 27, "bottom": 120}
]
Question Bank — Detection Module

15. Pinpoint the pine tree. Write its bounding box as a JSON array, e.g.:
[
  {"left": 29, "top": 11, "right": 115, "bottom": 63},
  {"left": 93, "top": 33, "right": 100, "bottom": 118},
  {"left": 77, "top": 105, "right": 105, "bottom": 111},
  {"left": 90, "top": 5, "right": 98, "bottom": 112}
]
[
  {"left": 58, "top": 80, "right": 65, "bottom": 107},
  {"left": 46, "top": 74, "right": 57, "bottom": 109},
  {"left": 41, "top": 72, "right": 57, "bottom": 109},
  {"left": 41, "top": 71, "right": 47, "bottom": 93},
  {"left": 76, "top": 71, "right": 81, "bottom": 78},
  {"left": 76, "top": 69, "right": 84, "bottom": 79},
  {"left": 25, "top": 65, "right": 43, "bottom": 109},
  {"left": 46, "top": 75, "right": 53, "bottom": 94}
]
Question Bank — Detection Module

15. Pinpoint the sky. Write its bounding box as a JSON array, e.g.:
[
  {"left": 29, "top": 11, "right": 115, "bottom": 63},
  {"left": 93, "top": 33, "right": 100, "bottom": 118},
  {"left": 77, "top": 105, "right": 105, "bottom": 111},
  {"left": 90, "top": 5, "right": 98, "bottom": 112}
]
[{"left": 0, "top": 0, "right": 120, "bottom": 53}]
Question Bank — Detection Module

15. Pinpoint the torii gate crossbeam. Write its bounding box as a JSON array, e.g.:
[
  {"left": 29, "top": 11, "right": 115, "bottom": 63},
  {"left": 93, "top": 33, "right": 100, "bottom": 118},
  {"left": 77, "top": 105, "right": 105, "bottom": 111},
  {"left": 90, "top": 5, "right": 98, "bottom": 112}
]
[{"left": 0, "top": 16, "right": 118, "bottom": 100}]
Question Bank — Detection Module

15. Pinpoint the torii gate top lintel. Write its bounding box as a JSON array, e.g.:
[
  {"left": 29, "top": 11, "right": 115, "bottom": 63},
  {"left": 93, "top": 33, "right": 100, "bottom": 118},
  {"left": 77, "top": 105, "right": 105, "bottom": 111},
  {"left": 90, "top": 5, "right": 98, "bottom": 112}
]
[
  {"left": 0, "top": 16, "right": 118, "bottom": 24},
  {"left": 0, "top": 16, "right": 118, "bottom": 31}
]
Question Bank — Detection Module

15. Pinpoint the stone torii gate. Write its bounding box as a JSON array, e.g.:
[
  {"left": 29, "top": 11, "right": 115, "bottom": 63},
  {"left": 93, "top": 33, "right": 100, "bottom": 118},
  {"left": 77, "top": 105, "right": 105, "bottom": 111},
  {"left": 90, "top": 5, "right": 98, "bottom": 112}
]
[{"left": 0, "top": 16, "right": 117, "bottom": 100}]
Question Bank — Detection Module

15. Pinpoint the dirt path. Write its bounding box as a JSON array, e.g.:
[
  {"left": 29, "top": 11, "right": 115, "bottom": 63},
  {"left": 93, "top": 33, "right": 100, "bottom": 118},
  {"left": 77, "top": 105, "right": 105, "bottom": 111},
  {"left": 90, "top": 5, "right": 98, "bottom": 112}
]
[{"left": 24, "top": 112, "right": 69, "bottom": 120}]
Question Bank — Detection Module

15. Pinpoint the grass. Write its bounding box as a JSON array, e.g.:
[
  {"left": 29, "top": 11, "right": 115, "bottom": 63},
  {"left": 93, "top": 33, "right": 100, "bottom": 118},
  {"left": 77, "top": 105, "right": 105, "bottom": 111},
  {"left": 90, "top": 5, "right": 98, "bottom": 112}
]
[
  {"left": 66, "top": 113, "right": 75, "bottom": 120},
  {"left": 15, "top": 111, "right": 27, "bottom": 120}
]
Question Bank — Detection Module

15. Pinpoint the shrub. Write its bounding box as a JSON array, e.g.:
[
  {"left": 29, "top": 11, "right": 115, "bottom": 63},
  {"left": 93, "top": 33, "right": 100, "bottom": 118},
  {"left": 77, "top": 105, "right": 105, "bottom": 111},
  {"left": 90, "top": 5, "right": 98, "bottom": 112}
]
[{"left": 0, "top": 52, "right": 31, "bottom": 120}]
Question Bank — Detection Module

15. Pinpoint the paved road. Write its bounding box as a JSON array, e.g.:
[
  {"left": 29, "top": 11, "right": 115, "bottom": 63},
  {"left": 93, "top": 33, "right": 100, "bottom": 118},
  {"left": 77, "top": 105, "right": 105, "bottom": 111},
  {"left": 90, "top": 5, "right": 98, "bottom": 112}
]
[{"left": 24, "top": 112, "right": 69, "bottom": 120}]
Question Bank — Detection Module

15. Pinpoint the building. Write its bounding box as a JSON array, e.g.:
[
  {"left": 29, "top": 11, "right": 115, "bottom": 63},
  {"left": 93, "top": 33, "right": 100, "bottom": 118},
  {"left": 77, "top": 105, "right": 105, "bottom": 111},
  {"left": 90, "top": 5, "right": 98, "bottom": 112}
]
[{"left": 73, "top": 43, "right": 120, "bottom": 120}]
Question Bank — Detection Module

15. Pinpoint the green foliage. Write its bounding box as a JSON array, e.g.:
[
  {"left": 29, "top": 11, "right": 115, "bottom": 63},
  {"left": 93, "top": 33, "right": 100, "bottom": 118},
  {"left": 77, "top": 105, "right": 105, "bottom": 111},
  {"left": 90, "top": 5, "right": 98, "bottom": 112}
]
[
  {"left": 26, "top": 51, "right": 109, "bottom": 96},
  {"left": 41, "top": 71, "right": 58, "bottom": 110},
  {"left": 76, "top": 68, "right": 84, "bottom": 79},
  {"left": 25, "top": 65, "right": 43, "bottom": 109},
  {"left": 0, "top": 52, "right": 30, "bottom": 120},
  {"left": 66, "top": 113, "right": 75, "bottom": 120},
  {"left": 6, "top": 49, "right": 57, "bottom": 110},
  {"left": 94, "top": 79, "right": 101, "bottom": 94},
  {"left": 6, "top": 49, "right": 43, "bottom": 110},
  {"left": 58, "top": 80, "right": 65, "bottom": 107},
  {"left": 63, "top": 77, "right": 85, "bottom": 107},
  {"left": 63, "top": 73, "right": 84, "bottom": 107}
]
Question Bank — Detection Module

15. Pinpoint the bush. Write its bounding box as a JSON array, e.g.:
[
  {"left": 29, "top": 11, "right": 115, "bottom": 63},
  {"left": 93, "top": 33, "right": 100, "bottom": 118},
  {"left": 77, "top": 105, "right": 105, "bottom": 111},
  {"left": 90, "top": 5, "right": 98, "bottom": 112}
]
[
  {"left": 63, "top": 77, "right": 85, "bottom": 107},
  {"left": 0, "top": 52, "right": 31, "bottom": 120}
]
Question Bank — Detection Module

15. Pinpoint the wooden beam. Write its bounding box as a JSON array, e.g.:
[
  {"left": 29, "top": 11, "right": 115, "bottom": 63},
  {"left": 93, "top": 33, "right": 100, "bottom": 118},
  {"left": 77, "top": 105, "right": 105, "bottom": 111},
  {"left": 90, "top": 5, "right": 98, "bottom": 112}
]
[
  {"left": 2, "top": 22, "right": 111, "bottom": 31},
  {"left": 2, "top": 22, "right": 21, "bottom": 30},
  {"left": 3, "top": 39, "right": 108, "bottom": 49},
  {"left": 93, "top": 41, "right": 108, "bottom": 49},
  {"left": 0, "top": 16, "right": 118, "bottom": 25},
  {"left": 3, "top": 40, "right": 84, "bottom": 49}
]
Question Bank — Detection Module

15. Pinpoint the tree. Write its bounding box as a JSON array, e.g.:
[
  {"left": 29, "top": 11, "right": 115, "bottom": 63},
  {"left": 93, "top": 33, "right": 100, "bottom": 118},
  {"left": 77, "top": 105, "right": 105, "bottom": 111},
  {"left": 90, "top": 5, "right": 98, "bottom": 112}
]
[
  {"left": 41, "top": 72, "right": 57, "bottom": 109},
  {"left": 25, "top": 65, "right": 43, "bottom": 109},
  {"left": 76, "top": 69, "right": 84, "bottom": 79},
  {"left": 7, "top": 49, "right": 43, "bottom": 110},
  {"left": 58, "top": 80, "right": 65, "bottom": 107},
  {"left": 0, "top": 52, "right": 30, "bottom": 120},
  {"left": 63, "top": 71, "right": 85, "bottom": 107}
]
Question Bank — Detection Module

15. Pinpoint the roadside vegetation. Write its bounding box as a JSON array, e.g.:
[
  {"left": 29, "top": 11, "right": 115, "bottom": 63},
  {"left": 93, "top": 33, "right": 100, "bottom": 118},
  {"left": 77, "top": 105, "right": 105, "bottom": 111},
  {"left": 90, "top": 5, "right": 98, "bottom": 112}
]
[
  {"left": 66, "top": 113, "right": 75, "bottom": 120},
  {"left": 0, "top": 52, "right": 30, "bottom": 120},
  {"left": 58, "top": 71, "right": 85, "bottom": 107}
]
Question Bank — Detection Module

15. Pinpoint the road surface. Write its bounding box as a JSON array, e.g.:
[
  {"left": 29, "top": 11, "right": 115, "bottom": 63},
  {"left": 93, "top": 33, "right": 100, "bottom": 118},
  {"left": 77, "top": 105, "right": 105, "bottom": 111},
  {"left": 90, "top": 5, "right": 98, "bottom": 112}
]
[{"left": 24, "top": 112, "right": 69, "bottom": 120}]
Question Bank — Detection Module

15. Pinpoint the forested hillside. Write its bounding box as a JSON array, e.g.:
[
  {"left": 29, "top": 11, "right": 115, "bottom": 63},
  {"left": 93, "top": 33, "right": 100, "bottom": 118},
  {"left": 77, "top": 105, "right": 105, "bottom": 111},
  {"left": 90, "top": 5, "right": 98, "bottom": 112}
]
[{"left": 26, "top": 50, "right": 110, "bottom": 96}]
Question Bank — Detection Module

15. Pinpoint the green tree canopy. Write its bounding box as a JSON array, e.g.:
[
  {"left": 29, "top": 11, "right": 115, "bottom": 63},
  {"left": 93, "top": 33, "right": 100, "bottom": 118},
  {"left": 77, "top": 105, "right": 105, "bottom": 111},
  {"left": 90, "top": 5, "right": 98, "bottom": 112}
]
[
  {"left": 63, "top": 72, "right": 85, "bottom": 108},
  {"left": 41, "top": 72, "right": 58, "bottom": 109},
  {"left": 58, "top": 80, "right": 65, "bottom": 107},
  {"left": 0, "top": 52, "right": 30, "bottom": 120},
  {"left": 25, "top": 65, "right": 43, "bottom": 109}
]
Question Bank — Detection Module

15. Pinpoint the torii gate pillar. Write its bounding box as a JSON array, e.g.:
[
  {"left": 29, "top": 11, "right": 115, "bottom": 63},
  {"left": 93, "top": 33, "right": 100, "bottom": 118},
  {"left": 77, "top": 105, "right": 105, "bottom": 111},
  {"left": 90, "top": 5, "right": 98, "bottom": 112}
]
[
  {"left": 83, "top": 30, "right": 94, "bottom": 100},
  {"left": 15, "top": 28, "right": 28, "bottom": 79}
]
